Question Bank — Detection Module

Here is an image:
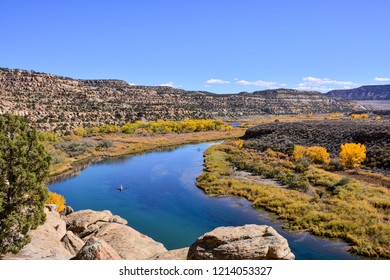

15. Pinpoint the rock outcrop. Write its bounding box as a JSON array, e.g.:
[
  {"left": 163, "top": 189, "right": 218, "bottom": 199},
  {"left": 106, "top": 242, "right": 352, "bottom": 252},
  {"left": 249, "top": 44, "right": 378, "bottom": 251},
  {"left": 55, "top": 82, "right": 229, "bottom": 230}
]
[
  {"left": 61, "top": 231, "right": 85, "bottom": 255},
  {"left": 3, "top": 208, "right": 72, "bottom": 260},
  {"left": 0, "top": 67, "right": 358, "bottom": 133},
  {"left": 76, "top": 237, "right": 122, "bottom": 260},
  {"left": 60, "top": 205, "right": 74, "bottom": 216},
  {"left": 62, "top": 209, "right": 127, "bottom": 239},
  {"left": 62, "top": 209, "right": 167, "bottom": 259},
  {"left": 2, "top": 207, "right": 295, "bottom": 260},
  {"left": 187, "top": 224, "right": 295, "bottom": 260},
  {"left": 2, "top": 208, "right": 167, "bottom": 260},
  {"left": 94, "top": 223, "right": 167, "bottom": 260}
]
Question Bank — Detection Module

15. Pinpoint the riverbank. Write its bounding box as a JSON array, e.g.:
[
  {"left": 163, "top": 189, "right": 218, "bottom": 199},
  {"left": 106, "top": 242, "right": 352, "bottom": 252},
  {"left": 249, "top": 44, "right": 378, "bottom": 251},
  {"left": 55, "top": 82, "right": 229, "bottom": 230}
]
[
  {"left": 46, "top": 128, "right": 246, "bottom": 179},
  {"left": 196, "top": 141, "right": 390, "bottom": 258}
]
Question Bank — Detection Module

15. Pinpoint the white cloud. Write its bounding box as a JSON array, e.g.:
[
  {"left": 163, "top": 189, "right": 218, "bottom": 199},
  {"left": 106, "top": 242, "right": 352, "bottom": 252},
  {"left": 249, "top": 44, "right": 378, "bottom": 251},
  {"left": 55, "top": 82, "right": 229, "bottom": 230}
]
[
  {"left": 206, "top": 78, "right": 231, "bottom": 84},
  {"left": 297, "top": 77, "right": 357, "bottom": 91},
  {"left": 160, "top": 81, "right": 176, "bottom": 87},
  {"left": 295, "top": 86, "right": 336, "bottom": 92},
  {"left": 374, "top": 77, "right": 390, "bottom": 82},
  {"left": 299, "top": 77, "right": 356, "bottom": 87},
  {"left": 236, "top": 79, "right": 278, "bottom": 88}
]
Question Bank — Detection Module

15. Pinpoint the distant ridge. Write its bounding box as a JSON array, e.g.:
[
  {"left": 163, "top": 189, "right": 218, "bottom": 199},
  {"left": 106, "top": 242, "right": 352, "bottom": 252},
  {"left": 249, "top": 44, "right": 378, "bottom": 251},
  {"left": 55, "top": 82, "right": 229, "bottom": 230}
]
[
  {"left": 0, "top": 67, "right": 359, "bottom": 132},
  {"left": 326, "top": 85, "right": 390, "bottom": 100}
]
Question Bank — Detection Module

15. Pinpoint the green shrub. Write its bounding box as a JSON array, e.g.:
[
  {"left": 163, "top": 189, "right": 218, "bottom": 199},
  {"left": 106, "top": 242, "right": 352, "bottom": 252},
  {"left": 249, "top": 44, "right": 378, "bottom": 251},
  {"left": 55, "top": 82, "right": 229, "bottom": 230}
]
[
  {"left": 328, "top": 177, "right": 352, "bottom": 193},
  {"left": 0, "top": 114, "right": 51, "bottom": 254},
  {"left": 54, "top": 141, "right": 96, "bottom": 157},
  {"left": 49, "top": 151, "right": 62, "bottom": 164},
  {"left": 38, "top": 131, "right": 60, "bottom": 142},
  {"left": 329, "top": 158, "right": 343, "bottom": 170},
  {"left": 97, "top": 140, "right": 113, "bottom": 149},
  {"left": 290, "top": 177, "right": 310, "bottom": 192}
]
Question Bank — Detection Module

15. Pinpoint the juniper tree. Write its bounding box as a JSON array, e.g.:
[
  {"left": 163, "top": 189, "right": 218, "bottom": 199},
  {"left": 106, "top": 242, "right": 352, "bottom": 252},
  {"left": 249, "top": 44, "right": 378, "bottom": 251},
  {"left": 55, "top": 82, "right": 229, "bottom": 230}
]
[{"left": 0, "top": 114, "right": 51, "bottom": 255}]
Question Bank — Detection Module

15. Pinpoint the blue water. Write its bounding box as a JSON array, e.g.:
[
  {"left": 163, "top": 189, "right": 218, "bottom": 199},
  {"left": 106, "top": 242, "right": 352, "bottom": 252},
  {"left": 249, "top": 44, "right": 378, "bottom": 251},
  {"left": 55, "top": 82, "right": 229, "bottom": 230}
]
[
  {"left": 228, "top": 122, "right": 240, "bottom": 127},
  {"left": 48, "top": 142, "right": 359, "bottom": 259}
]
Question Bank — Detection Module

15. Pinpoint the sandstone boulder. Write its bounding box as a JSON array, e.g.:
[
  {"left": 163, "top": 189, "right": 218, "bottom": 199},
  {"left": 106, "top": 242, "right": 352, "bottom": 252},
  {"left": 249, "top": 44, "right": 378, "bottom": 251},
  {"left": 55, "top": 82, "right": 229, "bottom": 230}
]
[
  {"left": 45, "top": 207, "right": 67, "bottom": 240},
  {"left": 61, "top": 231, "right": 85, "bottom": 255},
  {"left": 94, "top": 223, "right": 167, "bottom": 260},
  {"left": 76, "top": 237, "right": 122, "bottom": 260},
  {"left": 187, "top": 224, "right": 295, "bottom": 260},
  {"left": 62, "top": 209, "right": 127, "bottom": 238},
  {"left": 45, "top": 204, "right": 58, "bottom": 212},
  {"left": 60, "top": 205, "right": 74, "bottom": 216}
]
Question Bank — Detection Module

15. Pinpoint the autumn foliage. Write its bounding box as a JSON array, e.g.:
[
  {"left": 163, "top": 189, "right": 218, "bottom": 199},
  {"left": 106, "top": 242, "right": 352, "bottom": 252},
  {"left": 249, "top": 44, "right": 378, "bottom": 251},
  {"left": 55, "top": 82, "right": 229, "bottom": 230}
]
[
  {"left": 293, "top": 145, "right": 307, "bottom": 161},
  {"left": 351, "top": 113, "right": 369, "bottom": 119},
  {"left": 328, "top": 113, "right": 343, "bottom": 119},
  {"left": 293, "top": 145, "right": 330, "bottom": 164},
  {"left": 233, "top": 139, "right": 244, "bottom": 148},
  {"left": 79, "top": 119, "right": 233, "bottom": 136},
  {"left": 46, "top": 192, "right": 66, "bottom": 213},
  {"left": 305, "top": 146, "right": 330, "bottom": 164},
  {"left": 339, "top": 143, "right": 366, "bottom": 168}
]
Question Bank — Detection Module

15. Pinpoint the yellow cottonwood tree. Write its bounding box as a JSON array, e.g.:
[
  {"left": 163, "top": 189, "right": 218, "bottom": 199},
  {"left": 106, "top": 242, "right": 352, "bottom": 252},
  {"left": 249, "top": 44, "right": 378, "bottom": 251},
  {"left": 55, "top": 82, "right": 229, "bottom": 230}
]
[
  {"left": 339, "top": 143, "right": 366, "bottom": 168},
  {"left": 293, "top": 145, "right": 306, "bottom": 161},
  {"left": 293, "top": 145, "right": 330, "bottom": 164},
  {"left": 305, "top": 146, "right": 330, "bottom": 164}
]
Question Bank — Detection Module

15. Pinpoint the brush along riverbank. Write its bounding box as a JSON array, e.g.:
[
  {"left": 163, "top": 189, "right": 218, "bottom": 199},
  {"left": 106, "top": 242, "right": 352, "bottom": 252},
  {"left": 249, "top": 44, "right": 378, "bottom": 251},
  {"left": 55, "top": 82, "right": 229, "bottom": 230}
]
[{"left": 196, "top": 141, "right": 390, "bottom": 258}]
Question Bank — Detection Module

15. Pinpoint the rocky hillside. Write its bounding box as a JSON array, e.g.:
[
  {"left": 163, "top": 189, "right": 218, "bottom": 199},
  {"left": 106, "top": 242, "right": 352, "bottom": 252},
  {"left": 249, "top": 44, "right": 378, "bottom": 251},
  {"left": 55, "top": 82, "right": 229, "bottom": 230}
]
[
  {"left": 0, "top": 68, "right": 358, "bottom": 132},
  {"left": 326, "top": 85, "right": 390, "bottom": 100}
]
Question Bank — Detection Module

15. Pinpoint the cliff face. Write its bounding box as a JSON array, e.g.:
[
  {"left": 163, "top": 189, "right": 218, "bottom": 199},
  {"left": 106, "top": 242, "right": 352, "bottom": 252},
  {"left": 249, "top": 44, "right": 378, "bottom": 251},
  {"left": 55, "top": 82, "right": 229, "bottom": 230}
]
[
  {"left": 326, "top": 85, "right": 390, "bottom": 100},
  {"left": 0, "top": 68, "right": 358, "bottom": 132}
]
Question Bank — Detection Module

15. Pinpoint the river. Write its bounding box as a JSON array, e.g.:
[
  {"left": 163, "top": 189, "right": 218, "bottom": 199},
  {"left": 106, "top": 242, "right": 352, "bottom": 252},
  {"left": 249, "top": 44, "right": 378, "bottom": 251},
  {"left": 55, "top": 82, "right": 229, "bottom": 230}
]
[{"left": 48, "top": 142, "right": 359, "bottom": 260}]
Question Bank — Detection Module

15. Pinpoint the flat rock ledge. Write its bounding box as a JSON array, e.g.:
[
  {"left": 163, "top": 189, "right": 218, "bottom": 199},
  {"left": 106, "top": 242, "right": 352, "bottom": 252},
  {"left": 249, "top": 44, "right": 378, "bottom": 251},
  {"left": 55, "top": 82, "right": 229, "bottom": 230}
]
[{"left": 2, "top": 208, "right": 294, "bottom": 260}]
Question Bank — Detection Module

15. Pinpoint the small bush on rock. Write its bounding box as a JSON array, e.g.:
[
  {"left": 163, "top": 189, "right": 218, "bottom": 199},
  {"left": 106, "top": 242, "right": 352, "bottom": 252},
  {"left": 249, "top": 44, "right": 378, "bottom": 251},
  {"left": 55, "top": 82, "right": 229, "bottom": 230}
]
[{"left": 46, "top": 192, "right": 66, "bottom": 213}]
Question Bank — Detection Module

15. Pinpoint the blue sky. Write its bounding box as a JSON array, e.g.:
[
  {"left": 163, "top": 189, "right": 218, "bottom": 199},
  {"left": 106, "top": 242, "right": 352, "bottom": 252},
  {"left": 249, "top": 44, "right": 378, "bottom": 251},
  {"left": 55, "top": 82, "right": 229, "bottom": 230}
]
[{"left": 1, "top": 0, "right": 389, "bottom": 93}]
